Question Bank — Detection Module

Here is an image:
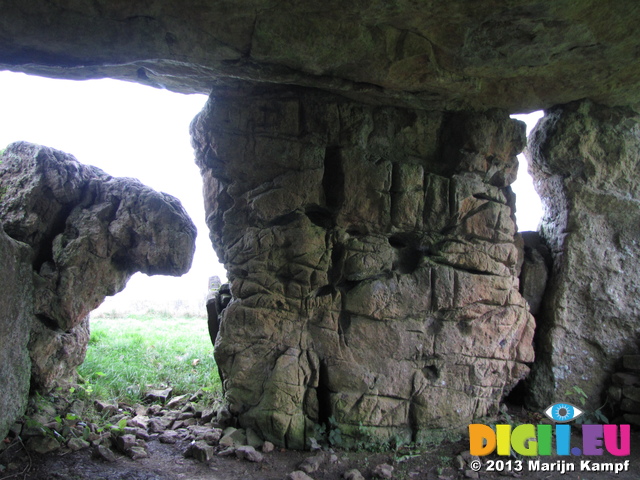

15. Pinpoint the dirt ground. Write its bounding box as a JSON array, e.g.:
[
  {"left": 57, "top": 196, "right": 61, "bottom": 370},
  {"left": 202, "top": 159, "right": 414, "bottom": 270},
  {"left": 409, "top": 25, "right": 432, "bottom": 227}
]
[{"left": 1, "top": 426, "right": 638, "bottom": 480}]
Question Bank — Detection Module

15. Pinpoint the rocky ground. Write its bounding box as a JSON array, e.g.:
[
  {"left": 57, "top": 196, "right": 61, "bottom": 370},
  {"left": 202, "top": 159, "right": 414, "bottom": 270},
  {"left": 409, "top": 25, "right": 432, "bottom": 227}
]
[{"left": 1, "top": 392, "right": 638, "bottom": 480}]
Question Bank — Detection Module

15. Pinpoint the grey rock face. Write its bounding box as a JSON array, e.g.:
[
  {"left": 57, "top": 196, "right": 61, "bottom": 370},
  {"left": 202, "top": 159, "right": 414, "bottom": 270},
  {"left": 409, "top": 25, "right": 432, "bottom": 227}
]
[
  {"left": 0, "top": 228, "right": 33, "bottom": 443},
  {"left": 0, "top": 142, "right": 197, "bottom": 439},
  {"left": 525, "top": 100, "right": 640, "bottom": 409},
  {"left": 0, "top": 1, "right": 640, "bottom": 112},
  {"left": 191, "top": 87, "right": 535, "bottom": 448}
]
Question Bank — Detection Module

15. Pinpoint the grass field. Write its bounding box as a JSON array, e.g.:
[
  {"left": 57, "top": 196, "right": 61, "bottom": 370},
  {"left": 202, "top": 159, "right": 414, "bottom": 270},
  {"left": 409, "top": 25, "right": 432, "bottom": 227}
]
[{"left": 78, "top": 313, "right": 222, "bottom": 405}]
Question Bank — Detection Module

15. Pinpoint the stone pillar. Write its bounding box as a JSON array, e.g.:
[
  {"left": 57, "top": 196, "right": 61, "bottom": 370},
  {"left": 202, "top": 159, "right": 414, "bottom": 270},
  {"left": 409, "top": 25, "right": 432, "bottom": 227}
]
[
  {"left": 525, "top": 100, "right": 640, "bottom": 409},
  {"left": 191, "top": 86, "right": 534, "bottom": 448},
  {"left": 0, "top": 228, "right": 33, "bottom": 440}
]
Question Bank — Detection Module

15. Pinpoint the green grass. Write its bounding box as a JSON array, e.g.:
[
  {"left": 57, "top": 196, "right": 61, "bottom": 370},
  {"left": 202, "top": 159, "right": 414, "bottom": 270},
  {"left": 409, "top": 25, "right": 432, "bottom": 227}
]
[{"left": 78, "top": 313, "right": 221, "bottom": 405}]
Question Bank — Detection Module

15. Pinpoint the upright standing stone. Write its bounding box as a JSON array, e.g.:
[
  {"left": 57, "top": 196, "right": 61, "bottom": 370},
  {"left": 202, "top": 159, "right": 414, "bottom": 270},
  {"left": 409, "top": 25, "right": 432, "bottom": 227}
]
[
  {"left": 191, "top": 86, "right": 535, "bottom": 447},
  {"left": 0, "top": 228, "right": 33, "bottom": 441},
  {"left": 525, "top": 100, "right": 640, "bottom": 408}
]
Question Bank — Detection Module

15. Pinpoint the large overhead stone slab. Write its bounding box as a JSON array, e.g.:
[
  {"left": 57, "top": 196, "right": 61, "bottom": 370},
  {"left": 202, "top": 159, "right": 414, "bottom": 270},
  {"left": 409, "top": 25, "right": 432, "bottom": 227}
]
[{"left": 0, "top": 0, "right": 639, "bottom": 111}]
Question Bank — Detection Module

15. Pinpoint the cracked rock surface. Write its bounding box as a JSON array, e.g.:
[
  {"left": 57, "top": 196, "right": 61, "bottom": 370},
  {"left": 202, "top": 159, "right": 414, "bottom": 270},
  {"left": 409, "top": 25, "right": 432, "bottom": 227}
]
[{"left": 191, "top": 86, "right": 535, "bottom": 448}]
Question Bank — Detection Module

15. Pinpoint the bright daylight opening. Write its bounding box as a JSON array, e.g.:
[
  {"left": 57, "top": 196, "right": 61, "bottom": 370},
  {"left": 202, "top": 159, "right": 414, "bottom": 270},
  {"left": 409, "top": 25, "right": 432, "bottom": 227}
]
[
  {"left": 0, "top": 71, "right": 225, "bottom": 404},
  {"left": 511, "top": 111, "right": 545, "bottom": 232}
]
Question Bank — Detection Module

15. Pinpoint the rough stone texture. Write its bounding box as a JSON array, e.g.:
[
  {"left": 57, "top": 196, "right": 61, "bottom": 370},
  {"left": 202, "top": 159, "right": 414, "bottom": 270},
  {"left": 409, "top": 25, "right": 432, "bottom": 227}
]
[
  {"left": 518, "top": 231, "right": 550, "bottom": 315},
  {"left": 0, "top": 228, "right": 33, "bottom": 444},
  {"left": 0, "top": 142, "right": 196, "bottom": 440},
  {"left": 1, "top": 1, "right": 640, "bottom": 112},
  {"left": 191, "top": 86, "right": 535, "bottom": 448},
  {"left": 28, "top": 315, "right": 91, "bottom": 391},
  {"left": 0, "top": 142, "right": 196, "bottom": 335},
  {"left": 525, "top": 100, "right": 640, "bottom": 409}
]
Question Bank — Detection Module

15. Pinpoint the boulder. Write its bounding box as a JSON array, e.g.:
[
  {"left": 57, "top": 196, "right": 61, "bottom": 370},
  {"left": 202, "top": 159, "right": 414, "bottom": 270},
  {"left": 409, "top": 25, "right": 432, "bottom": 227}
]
[
  {"left": 0, "top": 142, "right": 196, "bottom": 334},
  {"left": 0, "top": 142, "right": 197, "bottom": 439},
  {"left": 519, "top": 231, "right": 550, "bottom": 315}
]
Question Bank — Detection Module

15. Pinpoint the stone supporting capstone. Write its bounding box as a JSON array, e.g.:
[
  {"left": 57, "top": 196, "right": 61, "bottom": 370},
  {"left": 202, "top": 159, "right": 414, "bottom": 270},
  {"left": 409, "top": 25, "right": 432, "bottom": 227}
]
[
  {"left": 525, "top": 100, "right": 640, "bottom": 410},
  {"left": 191, "top": 86, "right": 535, "bottom": 448}
]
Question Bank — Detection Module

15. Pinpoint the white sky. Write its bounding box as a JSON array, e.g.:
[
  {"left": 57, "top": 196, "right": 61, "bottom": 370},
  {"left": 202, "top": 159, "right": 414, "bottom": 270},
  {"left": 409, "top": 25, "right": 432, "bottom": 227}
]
[{"left": 0, "top": 71, "right": 544, "bottom": 314}]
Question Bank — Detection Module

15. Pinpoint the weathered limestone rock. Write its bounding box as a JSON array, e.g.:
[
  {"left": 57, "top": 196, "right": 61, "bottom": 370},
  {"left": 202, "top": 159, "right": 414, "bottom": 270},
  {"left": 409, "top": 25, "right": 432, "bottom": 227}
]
[
  {"left": 191, "top": 86, "right": 535, "bottom": 447},
  {"left": 0, "top": 228, "right": 33, "bottom": 442},
  {"left": 525, "top": 100, "right": 640, "bottom": 409},
  {"left": 1, "top": 1, "right": 640, "bottom": 112},
  {"left": 0, "top": 142, "right": 197, "bottom": 439},
  {"left": 0, "top": 142, "right": 196, "bottom": 334}
]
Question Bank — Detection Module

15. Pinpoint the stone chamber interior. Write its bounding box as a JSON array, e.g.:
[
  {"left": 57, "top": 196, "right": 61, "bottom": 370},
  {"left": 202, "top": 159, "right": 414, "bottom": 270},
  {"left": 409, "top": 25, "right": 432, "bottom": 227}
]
[{"left": 1, "top": 0, "right": 640, "bottom": 452}]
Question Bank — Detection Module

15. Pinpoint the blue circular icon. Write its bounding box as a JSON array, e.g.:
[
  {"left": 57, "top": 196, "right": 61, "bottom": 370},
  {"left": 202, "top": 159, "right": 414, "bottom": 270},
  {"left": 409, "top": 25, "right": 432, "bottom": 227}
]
[{"left": 552, "top": 403, "right": 574, "bottom": 422}]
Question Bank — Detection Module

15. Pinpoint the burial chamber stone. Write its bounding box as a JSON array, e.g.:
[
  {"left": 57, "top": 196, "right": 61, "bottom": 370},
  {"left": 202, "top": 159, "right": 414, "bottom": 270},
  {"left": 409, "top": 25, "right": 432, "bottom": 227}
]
[
  {"left": 1, "top": 1, "right": 640, "bottom": 113},
  {"left": 1, "top": 0, "right": 640, "bottom": 450},
  {"left": 191, "top": 86, "right": 535, "bottom": 447},
  {"left": 525, "top": 100, "right": 640, "bottom": 410},
  {"left": 0, "top": 142, "right": 196, "bottom": 439}
]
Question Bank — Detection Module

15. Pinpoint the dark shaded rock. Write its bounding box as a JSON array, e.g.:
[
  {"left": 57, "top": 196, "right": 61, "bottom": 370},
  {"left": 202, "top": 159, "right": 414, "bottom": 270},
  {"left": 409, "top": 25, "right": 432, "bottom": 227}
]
[
  {"left": 0, "top": 228, "right": 33, "bottom": 443},
  {"left": 1, "top": 1, "right": 640, "bottom": 112},
  {"left": 205, "top": 280, "right": 231, "bottom": 348},
  {"left": 622, "top": 355, "right": 640, "bottom": 372},
  {"left": 191, "top": 87, "right": 534, "bottom": 447},
  {"left": 115, "top": 434, "right": 137, "bottom": 454},
  {"left": 613, "top": 373, "right": 640, "bottom": 387},
  {"left": 144, "top": 387, "right": 173, "bottom": 403},
  {"left": 25, "top": 436, "right": 60, "bottom": 454},
  {"left": 93, "top": 444, "right": 117, "bottom": 462},
  {"left": 525, "top": 100, "right": 640, "bottom": 409},
  {"left": 519, "top": 231, "right": 550, "bottom": 315}
]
